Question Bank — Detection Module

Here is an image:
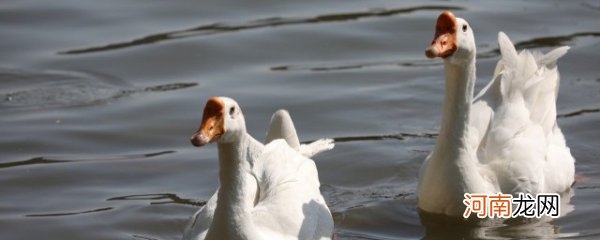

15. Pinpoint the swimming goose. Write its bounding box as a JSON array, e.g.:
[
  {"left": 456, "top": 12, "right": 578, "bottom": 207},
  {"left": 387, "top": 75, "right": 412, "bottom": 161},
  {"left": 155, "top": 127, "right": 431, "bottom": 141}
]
[
  {"left": 184, "top": 97, "right": 334, "bottom": 240},
  {"left": 417, "top": 11, "right": 575, "bottom": 217}
]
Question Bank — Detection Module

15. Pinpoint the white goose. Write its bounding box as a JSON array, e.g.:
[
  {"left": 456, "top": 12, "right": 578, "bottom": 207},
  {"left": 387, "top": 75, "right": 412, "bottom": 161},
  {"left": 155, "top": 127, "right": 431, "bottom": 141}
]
[
  {"left": 184, "top": 97, "right": 334, "bottom": 240},
  {"left": 417, "top": 11, "right": 575, "bottom": 217}
]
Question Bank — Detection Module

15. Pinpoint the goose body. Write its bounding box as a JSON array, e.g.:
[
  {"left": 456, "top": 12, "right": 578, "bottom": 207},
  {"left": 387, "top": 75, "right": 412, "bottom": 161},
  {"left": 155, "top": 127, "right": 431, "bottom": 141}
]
[
  {"left": 184, "top": 97, "right": 334, "bottom": 240},
  {"left": 418, "top": 12, "right": 575, "bottom": 217}
]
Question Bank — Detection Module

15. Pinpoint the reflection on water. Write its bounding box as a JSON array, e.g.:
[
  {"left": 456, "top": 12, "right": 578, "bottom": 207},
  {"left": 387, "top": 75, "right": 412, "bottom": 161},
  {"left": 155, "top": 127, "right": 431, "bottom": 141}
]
[
  {"left": 421, "top": 217, "right": 575, "bottom": 240},
  {"left": 420, "top": 190, "right": 576, "bottom": 239}
]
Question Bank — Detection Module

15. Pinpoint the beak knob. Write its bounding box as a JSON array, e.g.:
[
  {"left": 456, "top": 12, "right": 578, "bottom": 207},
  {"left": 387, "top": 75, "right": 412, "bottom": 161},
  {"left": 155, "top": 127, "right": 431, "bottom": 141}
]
[
  {"left": 190, "top": 132, "right": 209, "bottom": 147},
  {"left": 425, "top": 45, "right": 439, "bottom": 59}
]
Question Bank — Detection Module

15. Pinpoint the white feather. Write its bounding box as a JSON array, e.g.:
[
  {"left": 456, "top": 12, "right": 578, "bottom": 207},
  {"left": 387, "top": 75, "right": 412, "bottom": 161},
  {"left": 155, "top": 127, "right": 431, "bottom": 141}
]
[
  {"left": 418, "top": 25, "right": 575, "bottom": 217},
  {"left": 184, "top": 100, "right": 334, "bottom": 240},
  {"left": 266, "top": 109, "right": 335, "bottom": 157}
]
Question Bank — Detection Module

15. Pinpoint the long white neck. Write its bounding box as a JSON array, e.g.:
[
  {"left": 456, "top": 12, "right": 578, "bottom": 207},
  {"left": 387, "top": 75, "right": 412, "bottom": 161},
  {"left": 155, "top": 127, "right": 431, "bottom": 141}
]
[
  {"left": 206, "top": 133, "right": 263, "bottom": 239},
  {"left": 418, "top": 54, "right": 486, "bottom": 216},
  {"left": 433, "top": 58, "right": 476, "bottom": 160}
]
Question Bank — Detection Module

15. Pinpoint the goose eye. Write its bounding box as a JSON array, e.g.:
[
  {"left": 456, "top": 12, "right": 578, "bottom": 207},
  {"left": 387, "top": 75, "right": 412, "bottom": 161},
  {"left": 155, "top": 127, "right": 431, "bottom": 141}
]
[
  {"left": 462, "top": 24, "right": 468, "bottom": 32},
  {"left": 229, "top": 107, "right": 235, "bottom": 116}
]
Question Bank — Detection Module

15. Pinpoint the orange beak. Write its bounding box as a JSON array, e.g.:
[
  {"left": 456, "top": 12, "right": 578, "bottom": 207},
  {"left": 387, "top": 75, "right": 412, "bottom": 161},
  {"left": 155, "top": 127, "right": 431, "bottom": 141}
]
[
  {"left": 190, "top": 97, "right": 225, "bottom": 147},
  {"left": 425, "top": 11, "right": 458, "bottom": 59}
]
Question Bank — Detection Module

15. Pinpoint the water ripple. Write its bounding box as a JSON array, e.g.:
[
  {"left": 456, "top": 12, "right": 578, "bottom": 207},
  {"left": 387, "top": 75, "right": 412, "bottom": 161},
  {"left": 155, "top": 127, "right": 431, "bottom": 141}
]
[
  {"left": 0, "top": 157, "right": 72, "bottom": 169},
  {"left": 274, "top": 31, "right": 600, "bottom": 73},
  {"left": 59, "top": 5, "right": 464, "bottom": 55},
  {"left": 558, "top": 108, "right": 600, "bottom": 118},
  {"left": 302, "top": 132, "right": 437, "bottom": 144},
  {"left": 0, "top": 67, "right": 198, "bottom": 111},
  {"left": 25, "top": 207, "right": 113, "bottom": 217},
  {"left": 0, "top": 150, "right": 175, "bottom": 169},
  {"left": 108, "top": 193, "right": 205, "bottom": 207},
  {"left": 132, "top": 235, "right": 162, "bottom": 240},
  {"left": 302, "top": 105, "right": 598, "bottom": 145},
  {"left": 478, "top": 31, "right": 600, "bottom": 58},
  {"left": 271, "top": 59, "right": 440, "bottom": 72}
]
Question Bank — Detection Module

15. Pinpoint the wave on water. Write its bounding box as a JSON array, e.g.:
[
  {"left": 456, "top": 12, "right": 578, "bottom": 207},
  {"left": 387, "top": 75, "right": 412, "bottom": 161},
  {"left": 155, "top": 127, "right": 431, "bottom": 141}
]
[
  {"left": 0, "top": 67, "right": 197, "bottom": 111},
  {"left": 59, "top": 5, "right": 464, "bottom": 55}
]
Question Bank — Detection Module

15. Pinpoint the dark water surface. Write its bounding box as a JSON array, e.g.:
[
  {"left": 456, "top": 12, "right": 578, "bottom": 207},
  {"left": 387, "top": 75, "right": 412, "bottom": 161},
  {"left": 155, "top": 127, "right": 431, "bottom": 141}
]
[{"left": 1, "top": 0, "right": 599, "bottom": 239}]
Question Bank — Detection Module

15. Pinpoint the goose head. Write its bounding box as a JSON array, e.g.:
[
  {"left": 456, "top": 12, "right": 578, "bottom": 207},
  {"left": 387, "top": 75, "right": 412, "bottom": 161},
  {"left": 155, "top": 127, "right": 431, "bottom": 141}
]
[
  {"left": 425, "top": 11, "right": 476, "bottom": 65},
  {"left": 190, "top": 96, "right": 246, "bottom": 147}
]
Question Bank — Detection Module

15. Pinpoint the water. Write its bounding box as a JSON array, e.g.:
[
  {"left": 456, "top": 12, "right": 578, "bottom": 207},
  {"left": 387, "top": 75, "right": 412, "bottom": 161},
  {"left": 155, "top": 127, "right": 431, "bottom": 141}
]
[{"left": 1, "top": 0, "right": 599, "bottom": 239}]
